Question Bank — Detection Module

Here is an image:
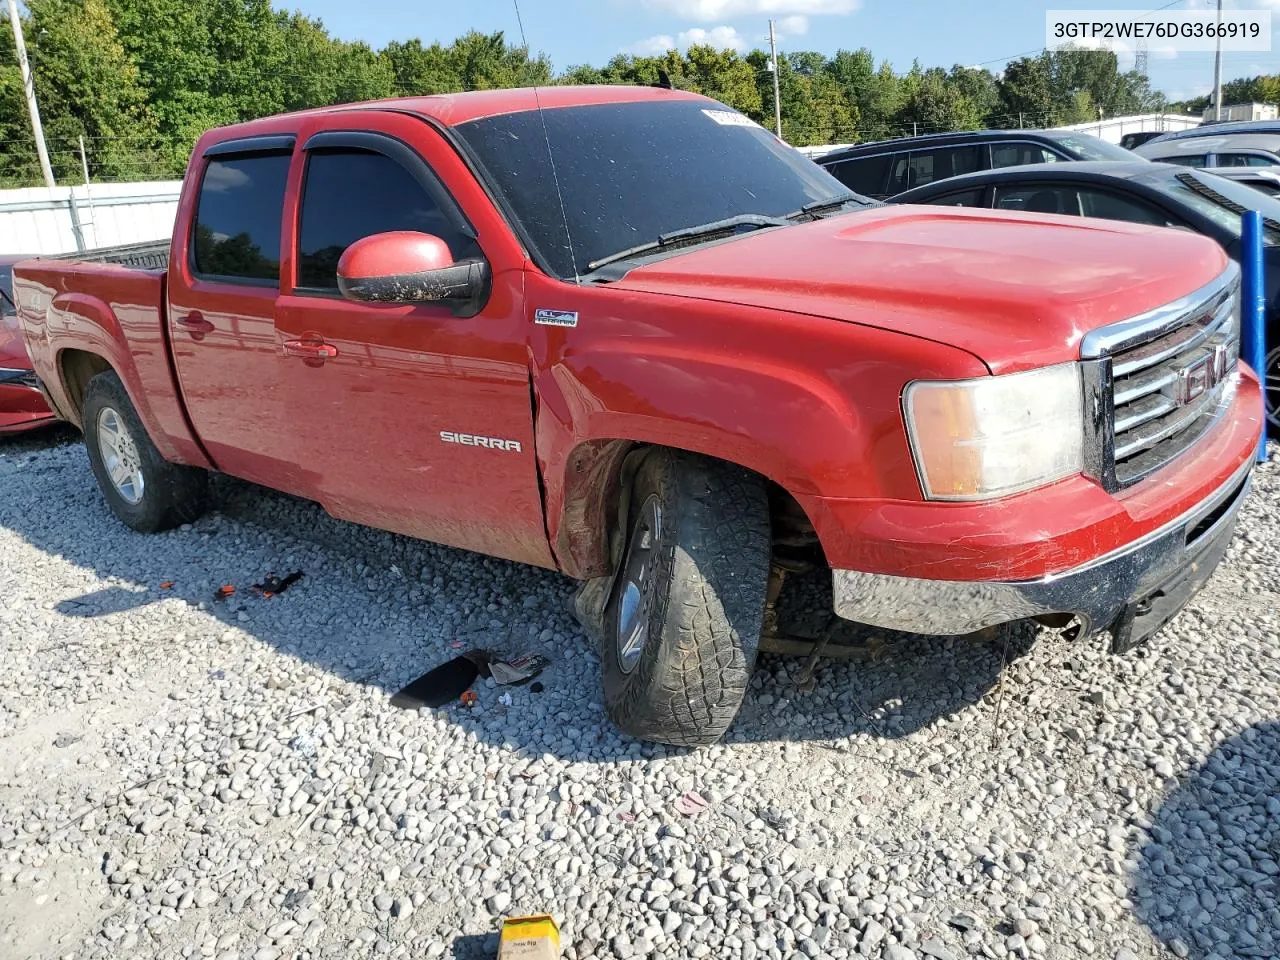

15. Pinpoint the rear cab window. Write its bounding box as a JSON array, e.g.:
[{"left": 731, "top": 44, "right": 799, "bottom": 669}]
[{"left": 191, "top": 153, "right": 292, "bottom": 283}]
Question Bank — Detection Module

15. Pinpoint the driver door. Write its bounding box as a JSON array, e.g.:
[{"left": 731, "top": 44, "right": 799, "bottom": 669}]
[{"left": 273, "top": 117, "right": 553, "bottom": 568}]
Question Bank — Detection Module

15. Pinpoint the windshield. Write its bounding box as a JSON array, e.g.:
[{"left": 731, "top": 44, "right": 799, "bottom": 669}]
[
  {"left": 1146, "top": 170, "right": 1280, "bottom": 245},
  {"left": 454, "top": 99, "right": 864, "bottom": 279},
  {"left": 1048, "top": 134, "right": 1138, "bottom": 161}
]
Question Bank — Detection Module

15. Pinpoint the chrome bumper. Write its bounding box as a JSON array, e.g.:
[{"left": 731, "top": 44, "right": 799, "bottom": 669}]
[{"left": 833, "top": 458, "right": 1252, "bottom": 646}]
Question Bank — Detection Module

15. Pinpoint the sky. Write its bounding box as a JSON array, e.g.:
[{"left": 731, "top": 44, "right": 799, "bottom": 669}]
[{"left": 294, "top": 0, "right": 1280, "bottom": 105}]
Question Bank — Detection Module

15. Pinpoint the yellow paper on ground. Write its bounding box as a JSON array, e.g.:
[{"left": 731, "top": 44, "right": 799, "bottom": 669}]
[{"left": 498, "top": 914, "right": 560, "bottom": 959}]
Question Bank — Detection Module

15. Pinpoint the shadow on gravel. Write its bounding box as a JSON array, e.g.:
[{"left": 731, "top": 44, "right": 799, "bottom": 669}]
[
  {"left": 1132, "top": 721, "right": 1280, "bottom": 959},
  {"left": 450, "top": 932, "right": 498, "bottom": 958},
  {"left": 3, "top": 426, "right": 1037, "bottom": 757}
]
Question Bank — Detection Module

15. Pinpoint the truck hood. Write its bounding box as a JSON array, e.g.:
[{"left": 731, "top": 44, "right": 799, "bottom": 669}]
[{"left": 611, "top": 206, "right": 1229, "bottom": 374}]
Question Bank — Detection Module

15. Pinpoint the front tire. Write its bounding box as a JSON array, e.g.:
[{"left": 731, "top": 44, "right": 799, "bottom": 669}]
[
  {"left": 82, "top": 370, "right": 208, "bottom": 532},
  {"left": 602, "top": 451, "right": 771, "bottom": 747}
]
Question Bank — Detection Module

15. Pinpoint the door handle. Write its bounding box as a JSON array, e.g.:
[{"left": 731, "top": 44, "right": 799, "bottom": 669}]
[
  {"left": 283, "top": 339, "right": 339, "bottom": 361},
  {"left": 174, "top": 313, "right": 215, "bottom": 338}
]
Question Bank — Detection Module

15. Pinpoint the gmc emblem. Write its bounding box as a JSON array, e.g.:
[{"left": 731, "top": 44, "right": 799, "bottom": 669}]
[{"left": 1172, "top": 346, "right": 1228, "bottom": 406}]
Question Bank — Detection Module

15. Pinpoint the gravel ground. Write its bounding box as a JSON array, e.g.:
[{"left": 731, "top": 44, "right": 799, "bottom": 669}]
[{"left": 1, "top": 428, "right": 1277, "bottom": 960}]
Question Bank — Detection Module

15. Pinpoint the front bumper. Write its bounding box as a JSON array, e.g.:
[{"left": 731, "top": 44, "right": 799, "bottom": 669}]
[{"left": 833, "top": 455, "right": 1252, "bottom": 649}]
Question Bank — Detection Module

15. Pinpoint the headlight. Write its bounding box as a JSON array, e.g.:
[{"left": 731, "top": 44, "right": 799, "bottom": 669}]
[{"left": 904, "top": 363, "right": 1084, "bottom": 501}]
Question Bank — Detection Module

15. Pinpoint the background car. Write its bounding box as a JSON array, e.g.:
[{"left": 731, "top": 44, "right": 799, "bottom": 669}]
[
  {"left": 889, "top": 161, "right": 1280, "bottom": 433},
  {"left": 0, "top": 255, "right": 56, "bottom": 436},
  {"left": 1209, "top": 167, "right": 1280, "bottom": 199},
  {"left": 1120, "top": 130, "right": 1174, "bottom": 150},
  {"left": 1134, "top": 122, "right": 1280, "bottom": 169},
  {"left": 816, "top": 129, "right": 1138, "bottom": 199}
]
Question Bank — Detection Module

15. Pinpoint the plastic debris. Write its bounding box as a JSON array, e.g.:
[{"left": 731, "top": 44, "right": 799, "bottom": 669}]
[
  {"left": 389, "top": 651, "right": 492, "bottom": 710},
  {"left": 498, "top": 692, "right": 513, "bottom": 706},
  {"left": 213, "top": 584, "right": 236, "bottom": 601},
  {"left": 499, "top": 914, "right": 560, "bottom": 959},
  {"left": 489, "top": 654, "right": 550, "bottom": 686},
  {"left": 159, "top": 580, "right": 174, "bottom": 590},
  {"left": 252, "top": 571, "right": 303, "bottom": 598},
  {"left": 674, "top": 790, "right": 710, "bottom": 818},
  {"left": 460, "top": 689, "right": 478, "bottom": 707}
]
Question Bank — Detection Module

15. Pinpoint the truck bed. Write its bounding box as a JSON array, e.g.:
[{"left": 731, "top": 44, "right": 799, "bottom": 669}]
[
  {"left": 42, "top": 239, "right": 170, "bottom": 271},
  {"left": 13, "top": 241, "right": 208, "bottom": 468}
]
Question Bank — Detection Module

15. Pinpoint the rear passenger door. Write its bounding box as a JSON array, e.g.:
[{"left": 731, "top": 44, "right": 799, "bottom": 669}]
[{"left": 167, "top": 138, "right": 300, "bottom": 489}]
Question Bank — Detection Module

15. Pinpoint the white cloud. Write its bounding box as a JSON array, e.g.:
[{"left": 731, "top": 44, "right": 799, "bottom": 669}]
[
  {"left": 775, "top": 14, "right": 809, "bottom": 38},
  {"left": 642, "top": 0, "right": 860, "bottom": 23},
  {"left": 627, "top": 24, "right": 749, "bottom": 53},
  {"left": 678, "top": 25, "right": 748, "bottom": 50},
  {"left": 628, "top": 34, "right": 677, "bottom": 55}
]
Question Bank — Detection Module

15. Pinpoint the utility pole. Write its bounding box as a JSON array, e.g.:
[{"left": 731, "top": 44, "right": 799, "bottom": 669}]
[
  {"left": 768, "top": 19, "right": 782, "bottom": 139},
  {"left": 6, "top": 0, "right": 55, "bottom": 187},
  {"left": 1212, "top": 0, "right": 1224, "bottom": 121}
]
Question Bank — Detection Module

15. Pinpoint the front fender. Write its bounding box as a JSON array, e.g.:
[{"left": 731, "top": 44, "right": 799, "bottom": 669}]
[{"left": 533, "top": 303, "right": 987, "bottom": 578}]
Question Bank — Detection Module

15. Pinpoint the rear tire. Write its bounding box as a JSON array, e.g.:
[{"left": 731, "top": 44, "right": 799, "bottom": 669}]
[
  {"left": 602, "top": 451, "right": 771, "bottom": 747},
  {"left": 82, "top": 370, "right": 208, "bottom": 532}
]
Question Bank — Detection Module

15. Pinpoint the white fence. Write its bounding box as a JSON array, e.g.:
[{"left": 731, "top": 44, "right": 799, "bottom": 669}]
[
  {"left": 0, "top": 180, "right": 181, "bottom": 257},
  {"left": 1048, "top": 112, "right": 1202, "bottom": 144}
]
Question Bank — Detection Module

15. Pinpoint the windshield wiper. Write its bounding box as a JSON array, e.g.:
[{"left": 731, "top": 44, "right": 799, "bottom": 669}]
[
  {"left": 786, "top": 193, "right": 868, "bottom": 220},
  {"left": 585, "top": 213, "right": 788, "bottom": 272}
]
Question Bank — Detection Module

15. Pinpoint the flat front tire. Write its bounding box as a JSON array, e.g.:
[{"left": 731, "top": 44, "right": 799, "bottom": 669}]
[
  {"left": 82, "top": 371, "right": 208, "bottom": 532},
  {"left": 602, "top": 451, "right": 771, "bottom": 747}
]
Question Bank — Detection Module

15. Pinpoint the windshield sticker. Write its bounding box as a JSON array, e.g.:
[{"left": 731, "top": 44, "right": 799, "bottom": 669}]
[
  {"left": 702, "top": 109, "right": 758, "bottom": 128},
  {"left": 534, "top": 308, "right": 579, "bottom": 328}
]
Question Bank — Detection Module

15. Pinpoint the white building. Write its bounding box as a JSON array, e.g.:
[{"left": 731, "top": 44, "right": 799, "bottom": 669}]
[{"left": 1203, "top": 102, "right": 1279, "bottom": 123}]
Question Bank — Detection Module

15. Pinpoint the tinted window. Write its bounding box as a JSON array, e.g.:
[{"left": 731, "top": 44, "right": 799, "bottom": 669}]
[
  {"left": 1046, "top": 134, "right": 1137, "bottom": 161},
  {"left": 192, "top": 154, "right": 291, "bottom": 282},
  {"left": 297, "top": 149, "right": 477, "bottom": 290},
  {"left": 995, "top": 185, "right": 1078, "bottom": 215},
  {"left": 1145, "top": 170, "right": 1280, "bottom": 245},
  {"left": 829, "top": 155, "right": 892, "bottom": 196},
  {"left": 1077, "top": 189, "right": 1171, "bottom": 226},
  {"left": 921, "top": 187, "right": 985, "bottom": 207},
  {"left": 1216, "top": 153, "right": 1277, "bottom": 168},
  {"left": 1160, "top": 154, "right": 1207, "bottom": 167},
  {"left": 0, "top": 265, "right": 13, "bottom": 317},
  {"left": 888, "top": 146, "right": 982, "bottom": 193},
  {"left": 991, "top": 143, "right": 1061, "bottom": 168},
  {"left": 455, "top": 100, "right": 864, "bottom": 278}
]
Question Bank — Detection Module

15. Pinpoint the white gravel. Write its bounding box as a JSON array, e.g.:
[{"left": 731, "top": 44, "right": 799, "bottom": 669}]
[{"left": 1, "top": 427, "right": 1277, "bottom": 960}]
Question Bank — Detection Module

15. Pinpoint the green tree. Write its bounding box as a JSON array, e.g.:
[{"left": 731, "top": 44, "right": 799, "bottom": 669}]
[
  {"left": 997, "top": 54, "right": 1055, "bottom": 128},
  {"left": 5, "top": 0, "right": 160, "bottom": 182}
]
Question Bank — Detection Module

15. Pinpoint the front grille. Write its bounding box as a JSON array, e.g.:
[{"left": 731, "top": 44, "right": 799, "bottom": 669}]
[{"left": 1082, "top": 267, "right": 1240, "bottom": 490}]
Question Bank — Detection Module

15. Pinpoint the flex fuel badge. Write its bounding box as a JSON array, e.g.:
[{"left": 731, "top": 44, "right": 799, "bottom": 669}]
[{"left": 534, "top": 309, "right": 578, "bottom": 328}]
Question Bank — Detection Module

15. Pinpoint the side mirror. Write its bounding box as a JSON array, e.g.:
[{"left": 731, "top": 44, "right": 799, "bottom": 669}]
[{"left": 336, "top": 231, "right": 489, "bottom": 316}]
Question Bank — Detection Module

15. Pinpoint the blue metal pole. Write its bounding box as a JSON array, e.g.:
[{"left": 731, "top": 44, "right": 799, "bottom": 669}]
[{"left": 1241, "top": 210, "right": 1268, "bottom": 463}]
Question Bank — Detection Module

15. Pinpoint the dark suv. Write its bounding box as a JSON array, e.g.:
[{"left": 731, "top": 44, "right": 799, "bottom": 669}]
[{"left": 817, "top": 129, "right": 1138, "bottom": 199}]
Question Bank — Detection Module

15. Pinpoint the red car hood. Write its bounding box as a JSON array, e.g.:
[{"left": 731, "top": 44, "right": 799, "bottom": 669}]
[{"left": 612, "top": 206, "right": 1229, "bottom": 374}]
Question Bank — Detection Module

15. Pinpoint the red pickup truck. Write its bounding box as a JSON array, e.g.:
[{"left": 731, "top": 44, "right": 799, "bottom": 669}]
[{"left": 14, "top": 87, "right": 1263, "bottom": 745}]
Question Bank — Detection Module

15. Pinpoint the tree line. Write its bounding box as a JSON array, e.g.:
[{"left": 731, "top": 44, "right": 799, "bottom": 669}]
[{"left": 0, "top": 0, "right": 1276, "bottom": 187}]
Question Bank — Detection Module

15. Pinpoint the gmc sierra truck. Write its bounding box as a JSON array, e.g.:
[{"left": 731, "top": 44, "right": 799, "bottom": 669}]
[{"left": 14, "top": 87, "right": 1263, "bottom": 746}]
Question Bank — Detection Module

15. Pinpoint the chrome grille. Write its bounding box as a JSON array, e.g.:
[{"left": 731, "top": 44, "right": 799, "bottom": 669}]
[{"left": 1081, "top": 266, "right": 1241, "bottom": 490}]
